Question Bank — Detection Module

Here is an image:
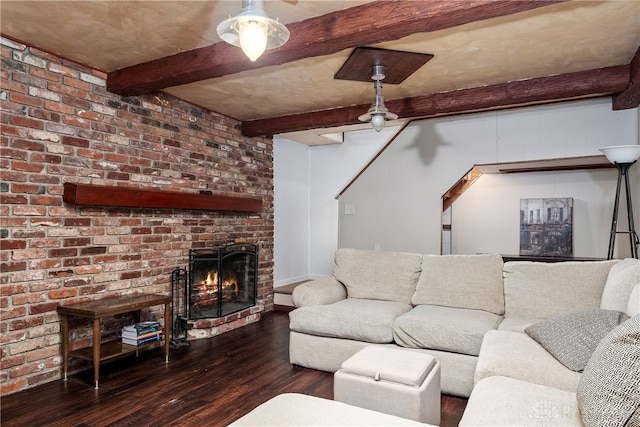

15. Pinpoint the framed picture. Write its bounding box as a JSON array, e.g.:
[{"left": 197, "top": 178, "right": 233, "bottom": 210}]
[{"left": 520, "top": 198, "right": 573, "bottom": 257}]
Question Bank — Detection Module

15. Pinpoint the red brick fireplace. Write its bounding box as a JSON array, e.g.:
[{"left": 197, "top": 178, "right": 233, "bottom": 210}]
[{"left": 0, "top": 39, "right": 274, "bottom": 395}]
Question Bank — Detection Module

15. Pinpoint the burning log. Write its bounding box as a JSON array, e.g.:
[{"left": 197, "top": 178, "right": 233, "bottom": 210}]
[{"left": 192, "top": 271, "right": 239, "bottom": 307}]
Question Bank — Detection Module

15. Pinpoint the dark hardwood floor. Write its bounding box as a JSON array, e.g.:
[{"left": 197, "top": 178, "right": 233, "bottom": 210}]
[{"left": 1, "top": 312, "right": 466, "bottom": 426}]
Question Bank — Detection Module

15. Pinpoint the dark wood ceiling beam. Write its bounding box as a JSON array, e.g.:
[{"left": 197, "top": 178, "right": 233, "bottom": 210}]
[
  {"left": 107, "top": 0, "right": 567, "bottom": 96},
  {"left": 241, "top": 65, "right": 630, "bottom": 136},
  {"left": 612, "top": 46, "right": 640, "bottom": 110}
]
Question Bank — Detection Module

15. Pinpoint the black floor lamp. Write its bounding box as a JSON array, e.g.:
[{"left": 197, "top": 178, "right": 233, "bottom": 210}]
[{"left": 600, "top": 145, "right": 640, "bottom": 259}]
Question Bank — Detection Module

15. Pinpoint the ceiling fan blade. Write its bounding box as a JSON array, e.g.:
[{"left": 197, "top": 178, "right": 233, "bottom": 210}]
[{"left": 280, "top": 0, "right": 299, "bottom": 4}]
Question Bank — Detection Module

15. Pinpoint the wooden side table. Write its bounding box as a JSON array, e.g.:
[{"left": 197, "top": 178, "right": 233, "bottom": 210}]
[{"left": 57, "top": 293, "right": 172, "bottom": 389}]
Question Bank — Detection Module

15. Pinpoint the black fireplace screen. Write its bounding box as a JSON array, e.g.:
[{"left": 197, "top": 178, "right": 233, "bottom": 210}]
[{"left": 173, "top": 243, "right": 257, "bottom": 320}]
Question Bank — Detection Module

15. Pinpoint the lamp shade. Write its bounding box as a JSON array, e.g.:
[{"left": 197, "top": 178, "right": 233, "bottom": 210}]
[{"left": 600, "top": 145, "right": 640, "bottom": 164}]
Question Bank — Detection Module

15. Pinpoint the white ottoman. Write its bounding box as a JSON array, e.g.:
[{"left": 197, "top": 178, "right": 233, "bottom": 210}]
[{"left": 334, "top": 346, "right": 441, "bottom": 425}]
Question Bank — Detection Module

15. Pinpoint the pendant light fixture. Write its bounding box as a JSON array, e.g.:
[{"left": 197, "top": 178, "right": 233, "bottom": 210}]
[
  {"left": 217, "top": 0, "right": 290, "bottom": 62},
  {"left": 358, "top": 65, "right": 398, "bottom": 132}
]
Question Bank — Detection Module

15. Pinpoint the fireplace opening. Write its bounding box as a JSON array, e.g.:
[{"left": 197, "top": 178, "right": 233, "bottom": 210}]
[{"left": 172, "top": 243, "right": 258, "bottom": 321}]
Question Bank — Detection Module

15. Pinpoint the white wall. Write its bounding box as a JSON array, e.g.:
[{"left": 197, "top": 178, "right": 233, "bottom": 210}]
[
  {"left": 273, "top": 127, "right": 395, "bottom": 285},
  {"left": 273, "top": 138, "right": 310, "bottom": 286},
  {"left": 451, "top": 169, "right": 625, "bottom": 257},
  {"left": 274, "top": 98, "right": 639, "bottom": 287},
  {"left": 338, "top": 98, "right": 639, "bottom": 259}
]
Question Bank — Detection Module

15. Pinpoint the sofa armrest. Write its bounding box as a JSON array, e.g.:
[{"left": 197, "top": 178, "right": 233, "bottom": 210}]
[{"left": 292, "top": 277, "right": 347, "bottom": 307}]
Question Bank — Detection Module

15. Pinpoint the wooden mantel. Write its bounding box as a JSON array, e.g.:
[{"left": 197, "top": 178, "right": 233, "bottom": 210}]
[{"left": 63, "top": 183, "right": 262, "bottom": 213}]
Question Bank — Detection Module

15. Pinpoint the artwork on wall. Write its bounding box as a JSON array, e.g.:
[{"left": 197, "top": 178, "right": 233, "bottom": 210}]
[{"left": 520, "top": 198, "right": 573, "bottom": 257}]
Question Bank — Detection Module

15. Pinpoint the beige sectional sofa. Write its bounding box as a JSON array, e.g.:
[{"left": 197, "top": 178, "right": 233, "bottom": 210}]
[
  {"left": 289, "top": 249, "right": 640, "bottom": 406},
  {"left": 460, "top": 260, "right": 640, "bottom": 426}
]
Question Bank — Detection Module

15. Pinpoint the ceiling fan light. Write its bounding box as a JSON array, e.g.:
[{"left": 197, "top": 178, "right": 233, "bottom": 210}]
[{"left": 217, "top": 0, "right": 289, "bottom": 62}]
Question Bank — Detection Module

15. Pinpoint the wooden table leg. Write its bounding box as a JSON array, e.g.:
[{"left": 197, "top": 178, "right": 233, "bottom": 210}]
[
  {"left": 164, "top": 302, "right": 170, "bottom": 363},
  {"left": 92, "top": 319, "right": 101, "bottom": 389},
  {"left": 60, "top": 314, "right": 69, "bottom": 381}
]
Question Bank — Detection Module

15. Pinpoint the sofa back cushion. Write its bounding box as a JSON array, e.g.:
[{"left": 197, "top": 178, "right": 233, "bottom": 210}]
[
  {"left": 412, "top": 254, "right": 505, "bottom": 315},
  {"left": 600, "top": 258, "right": 640, "bottom": 315},
  {"left": 503, "top": 260, "right": 618, "bottom": 319},
  {"left": 629, "top": 284, "right": 640, "bottom": 316},
  {"left": 333, "top": 248, "right": 422, "bottom": 304}
]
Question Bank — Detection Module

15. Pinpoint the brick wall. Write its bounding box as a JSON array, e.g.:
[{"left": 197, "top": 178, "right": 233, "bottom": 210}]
[{"left": 0, "top": 38, "right": 274, "bottom": 395}]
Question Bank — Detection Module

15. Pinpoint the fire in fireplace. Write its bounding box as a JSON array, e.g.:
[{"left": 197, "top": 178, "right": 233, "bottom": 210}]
[{"left": 171, "top": 243, "right": 257, "bottom": 322}]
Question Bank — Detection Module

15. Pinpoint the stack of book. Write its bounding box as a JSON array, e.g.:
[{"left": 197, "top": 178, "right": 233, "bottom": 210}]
[{"left": 121, "top": 321, "right": 163, "bottom": 346}]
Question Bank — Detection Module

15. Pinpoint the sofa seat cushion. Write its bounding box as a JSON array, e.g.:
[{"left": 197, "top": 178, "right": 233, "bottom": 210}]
[
  {"left": 392, "top": 305, "right": 502, "bottom": 356},
  {"left": 459, "top": 376, "right": 583, "bottom": 427},
  {"left": 474, "top": 330, "right": 582, "bottom": 392},
  {"left": 497, "top": 317, "right": 541, "bottom": 332},
  {"left": 289, "top": 299, "right": 412, "bottom": 344},
  {"left": 333, "top": 248, "right": 423, "bottom": 304},
  {"left": 412, "top": 254, "right": 504, "bottom": 315},
  {"left": 503, "top": 260, "right": 618, "bottom": 319}
]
